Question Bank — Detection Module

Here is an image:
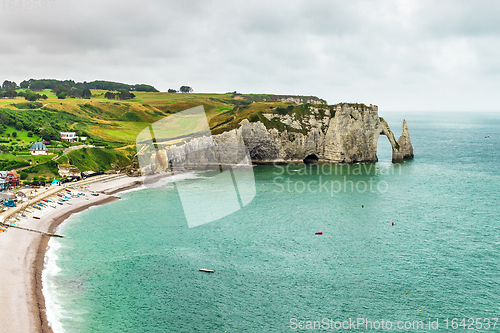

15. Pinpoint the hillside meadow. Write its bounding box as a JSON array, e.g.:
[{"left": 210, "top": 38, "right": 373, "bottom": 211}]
[{"left": 0, "top": 89, "right": 326, "bottom": 179}]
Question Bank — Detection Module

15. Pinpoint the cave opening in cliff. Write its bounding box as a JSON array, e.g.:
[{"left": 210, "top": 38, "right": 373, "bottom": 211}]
[{"left": 303, "top": 154, "right": 319, "bottom": 164}]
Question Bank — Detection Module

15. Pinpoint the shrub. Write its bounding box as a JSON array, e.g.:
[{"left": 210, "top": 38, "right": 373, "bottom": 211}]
[{"left": 11, "top": 102, "right": 43, "bottom": 109}]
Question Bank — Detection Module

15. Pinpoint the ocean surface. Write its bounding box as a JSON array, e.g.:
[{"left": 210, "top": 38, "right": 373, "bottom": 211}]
[{"left": 44, "top": 112, "right": 500, "bottom": 332}]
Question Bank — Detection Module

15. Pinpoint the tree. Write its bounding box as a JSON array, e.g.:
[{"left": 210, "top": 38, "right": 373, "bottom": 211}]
[
  {"left": 41, "top": 94, "right": 48, "bottom": 100},
  {"left": 30, "top": 81, "right": 45, "bottom": 91},
  {"left": 27, "top": 131, "right": 33, "bottom": 137},
  {"left": 5, "top": 90, "right": 17, "bottom": 98},
  {"left": 70, "top": 87, "right": 82, "bottom": 98},
  {"left": 40, "top": 127, "right": 59, "bottom": 141},
  {"left": 2, "top": 80, "right": 17, "bottom": 90},
  {"left": 104, "top": 91, "right": 116, "bottom": 99},
  {"left": 20, "top": 80, "right": 30, "bottom": 89},
  {"left": 11, "top": 132, "right": 17, "bottom": 138},
  {"left": 82, "top": 88, "right": 92, "bottom": 98},
  {"left": 168, "top": 89, "right": 177, "bottom": 93},
  {"left": 57, "top": 92, "right": 68, "bottom": 99},
  {"left": 15, "top": 122, "right": 23, "bottom": 131},
  {"left": 23, "top": 90, "right": 41, "bottom": 101},
  {"left": 179, "top": 86, "right": 193, "bottom": 93}
]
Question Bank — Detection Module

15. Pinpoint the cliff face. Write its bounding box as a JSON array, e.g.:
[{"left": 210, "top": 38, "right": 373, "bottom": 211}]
[
  {"left": 139, "top": 104, "right": 413, "bottom": 174},
  {"left": 233, "top": 104, "right": 412, "bottom": 164}
]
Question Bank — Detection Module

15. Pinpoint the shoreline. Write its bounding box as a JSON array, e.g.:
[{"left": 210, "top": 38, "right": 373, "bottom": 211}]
[
  {"left": 0, "top": 174, "right": 146, "bottom": 333},
  {"left": 34, "top": 195, "right": 120, "bottom": 333}
]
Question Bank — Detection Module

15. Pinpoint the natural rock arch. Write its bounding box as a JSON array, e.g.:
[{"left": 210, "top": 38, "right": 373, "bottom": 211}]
[{"left": 378, "top": 117, "right": 414, "bottom": 162}]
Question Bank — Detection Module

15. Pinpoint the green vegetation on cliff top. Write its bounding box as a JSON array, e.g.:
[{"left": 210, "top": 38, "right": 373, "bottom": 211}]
[
  {"left": 0, "top": 90, "right": 328, "bottom": 144},
  {"left": 0, "top": 85, "right": 343, "bottom": 178}
]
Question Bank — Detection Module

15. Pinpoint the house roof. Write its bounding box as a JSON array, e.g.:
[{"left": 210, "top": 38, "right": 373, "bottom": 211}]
[
  {"left": 30, "top": 142, "right": 48, "bottom": 151},
  {"left": 7, "top": 170, "right": 20, "bottom": 178}
]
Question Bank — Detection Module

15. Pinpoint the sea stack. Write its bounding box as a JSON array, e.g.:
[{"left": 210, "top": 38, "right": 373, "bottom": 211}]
[{"left": 397, "top": 119, "right": 414, "bottom": 159}]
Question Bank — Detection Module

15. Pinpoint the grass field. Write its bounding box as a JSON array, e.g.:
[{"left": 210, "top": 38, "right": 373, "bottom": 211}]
[
  {"left": 0, "top": 88, "right": 329, "bottom": 179},
  {"left": 56, "top": 147, "right": 133, "bottom": 172},
  {"left": 0, "top": 125, "right": 41, "bottom": 143},
  {"left": 0, "top": 90, "right": 326, "bottom": 144}
]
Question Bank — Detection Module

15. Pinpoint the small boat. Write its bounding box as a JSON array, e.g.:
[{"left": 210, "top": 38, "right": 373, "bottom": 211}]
[
  {"left": 315, "top": 232, "right": 323, "bottom": 235},
  {"left": 33, "top": 216, "right": 41, "bottom": 219},
  {"left": 57, "top": 202, "right": 64, "bottom": 205},
  {"left": 65, "top": 189, "right": 72, "bottom": 192},
  {"left": 199, "top": 269, "right": 214, "bottom": 273},
  {"left": 91, "top": 193, "right": 99, "bottom": 196}
]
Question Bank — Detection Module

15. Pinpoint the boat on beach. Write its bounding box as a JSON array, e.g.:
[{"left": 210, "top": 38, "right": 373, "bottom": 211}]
[{"left": 199, "top": 269, "right": 215, "bottom": 273}]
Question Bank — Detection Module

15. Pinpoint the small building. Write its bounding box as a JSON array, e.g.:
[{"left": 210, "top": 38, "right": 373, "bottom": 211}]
[
  {"left": 6, "top": 171, "right": 20, "bottom": 188},
  {"left": 60, "top": 132, "right": 78, "bottom": 142},
  {"left": 30, "top": 142, "right": 48, "bottom": 155},
  {"left": 0, "top": 171, "right": 7, "bottom": 179},
  {"left": 0, "top": 179, "right": 7, "bottom": 191}
]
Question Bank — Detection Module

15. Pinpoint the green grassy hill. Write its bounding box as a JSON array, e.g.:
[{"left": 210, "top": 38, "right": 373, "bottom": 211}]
[
  {"left": 0, "top": 90, "right": 327, "bottom": 144},
  {"left": 0, "top": 87, "right": 328, "bottom": 178}
]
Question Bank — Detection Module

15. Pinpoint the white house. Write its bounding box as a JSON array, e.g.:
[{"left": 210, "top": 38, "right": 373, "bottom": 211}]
[
  {"left": 60, "top": 132, "right": 78, "bottom": 142},
  {"left": 30, "top": 142, "right": 48, "bottom": 155},
  {"left": 60, "top": 132, "right": 87, "bottom": 142}
]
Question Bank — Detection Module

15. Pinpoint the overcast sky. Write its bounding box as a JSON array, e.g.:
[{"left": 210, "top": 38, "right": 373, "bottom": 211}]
[{"left": 1, "top": 0, "right": 499, "bottom": 111}]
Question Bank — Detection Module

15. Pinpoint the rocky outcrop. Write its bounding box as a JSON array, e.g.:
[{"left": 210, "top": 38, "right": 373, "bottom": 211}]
[
  {"left": 234, "top": 104, "right": 413, "bottom": 164},
  {"left": 58, "top": 164, "right": 80, "bottom": 177},
  {"left": 139, "top": 103, "right": 413, "bottom": 174},
  {"left": 397, "top": 119, "right": 414, "bottom": 159}
]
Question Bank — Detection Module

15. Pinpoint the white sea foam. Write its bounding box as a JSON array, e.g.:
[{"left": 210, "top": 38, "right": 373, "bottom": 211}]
[{"left": 42, "top": 238, "right": 66, "bottom": 333}]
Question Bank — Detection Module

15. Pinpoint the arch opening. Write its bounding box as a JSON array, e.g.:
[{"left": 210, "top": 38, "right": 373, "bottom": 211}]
[
  {"left": 303, "top": 154, "right": 319, "bottom": 164},
  {"left": 376, "top": 134, "right": 393, "bottom": 163}
]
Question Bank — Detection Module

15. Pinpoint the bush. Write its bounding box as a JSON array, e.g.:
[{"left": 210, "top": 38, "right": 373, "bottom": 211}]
[
  {"left": 27, "top": 131, "right": 33, "bottom": 137},
  {"left": 249, "top": 113, "right": 260, "bottom": 122},
  {"left": 20, "top": 172, "right": 28, "bottom": 180},
  {"left": 11, "top": 102, "right": 43, "bottom": 109}
]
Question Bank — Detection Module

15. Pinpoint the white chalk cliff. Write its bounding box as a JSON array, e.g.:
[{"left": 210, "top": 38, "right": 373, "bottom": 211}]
[{"left": 141, "top": 103, "right": 413, "bottom": 174}]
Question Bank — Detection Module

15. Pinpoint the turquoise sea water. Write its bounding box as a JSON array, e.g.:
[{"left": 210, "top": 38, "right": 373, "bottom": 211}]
[{"left": 45, "top": 112, "right": 500, "bottom": 332}]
